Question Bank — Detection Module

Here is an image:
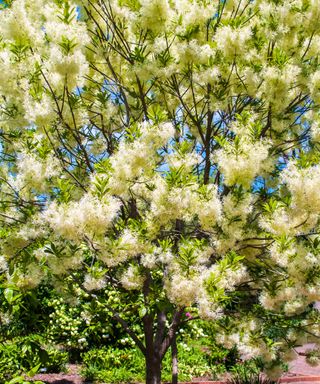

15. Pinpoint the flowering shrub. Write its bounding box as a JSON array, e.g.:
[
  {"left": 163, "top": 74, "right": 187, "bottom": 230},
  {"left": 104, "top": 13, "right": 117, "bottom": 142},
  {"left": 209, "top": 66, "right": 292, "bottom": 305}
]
[{"left": 1, "top": 0, "right": 320, "bottom": 382}]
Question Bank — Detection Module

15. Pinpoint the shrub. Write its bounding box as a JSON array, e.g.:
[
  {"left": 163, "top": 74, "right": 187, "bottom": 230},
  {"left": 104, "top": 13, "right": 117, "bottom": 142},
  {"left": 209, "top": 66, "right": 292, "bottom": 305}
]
[
  {"left": 0, "top": 335, "right": 68, "bottom": 382},
  {"left": 81, "top": 347, "right": 145, "bottom": 382},
  {"left": 81, "top": 343, "right": 224, "bottom": 383}
]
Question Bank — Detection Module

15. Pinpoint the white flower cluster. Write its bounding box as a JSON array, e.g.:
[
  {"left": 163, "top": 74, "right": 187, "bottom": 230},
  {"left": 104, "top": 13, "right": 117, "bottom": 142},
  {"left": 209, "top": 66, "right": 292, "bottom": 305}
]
[
  {"left": 47, "top": 252, "right": 83, "bottom": 276},
  {"left": 260, "top": 65, "right": 301, "bottom": 110},
  {"left": 141, "top": 247, "right": 174, "bottom": 269},
  {"left": 43, "top": 3, "right": 90, "bottom": 90},
  {"left": 83, "top": 274, "right": 106, "bottom": 292},
  {"left": 165, "top": 274, "right": 201, "bottom": 307},
  {"left": 13, "top": 152, "right": 60, "bottom": 195},
  {"left": 215, "top": 25, "right": 252, "bottom": 59},
  {"left": 107, "top": 122, "right": 174, "bottom": 197},
  {"left": 0, "top": 0, "right": 43, "bottom": 44},
  {"left": 43, "top": 194, "right": 121, "bottom": 240},
  {"left": 259, "top": 206, "right": 316, "bottom": 236},
  {"left": 147, "top": 177, "right": 221, "bottom": 232},
  {"left": 167, "top": 151, "right": 201, "bottom": 171},
  {"left": 120, "top": 265, "right": 145, "bottom": 290},
  {"left": 197, "top": 186, "right": 222, "bottom": 231},
  {"left": 8, "top": 263, "right": 44, "bottom": 290},
  {"left": 172, "top": 40, "right": 214, "bottom": 66},
  {"left": 216, "top": 193, "right": 253, "bottom": 253},
  {"left": 269, "top": 240, "right": 296, "bottom": 268},
  {"left": 0, "top": 256, "right": 8, "bottom": 272},
  {"left": 282, "top": 161, "right": 320, "bottom": 214},
  {"left": 213, "top": 138, "right": 271, "bottom": 188},
  {"left": 98, "top": 229, "right": 148, "bottom": 267},
  {"left": 138, "top": 0, "right": 169, "bottom": 34}
]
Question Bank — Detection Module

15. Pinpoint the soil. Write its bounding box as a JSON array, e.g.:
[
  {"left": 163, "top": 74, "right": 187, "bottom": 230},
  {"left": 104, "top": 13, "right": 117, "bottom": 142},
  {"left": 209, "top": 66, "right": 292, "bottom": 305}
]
[{"left": 28, "top": 364, "right": 87, "bottom": 384}]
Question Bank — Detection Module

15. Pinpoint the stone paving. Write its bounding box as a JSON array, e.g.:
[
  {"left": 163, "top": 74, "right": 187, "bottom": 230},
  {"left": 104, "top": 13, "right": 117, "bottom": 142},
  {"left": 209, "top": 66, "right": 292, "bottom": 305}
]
[
  {"left": 283, "top": 303, "right": 320, "bottom": 380},
  {"left": 288, "top": 344, "right": 320, "bottom": 377}
]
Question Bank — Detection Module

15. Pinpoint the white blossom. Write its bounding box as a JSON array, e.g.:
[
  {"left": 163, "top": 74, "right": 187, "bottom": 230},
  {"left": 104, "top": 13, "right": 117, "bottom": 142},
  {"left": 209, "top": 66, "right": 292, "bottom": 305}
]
[
  {"left": 120, "top": 265, "right": 145, "bottom": 290},
  {"left": 43, "top": 194, "right": 121, "bottom": 240},
  {"left": 83, "top": 274, "right": 106, "bottom": 292}
]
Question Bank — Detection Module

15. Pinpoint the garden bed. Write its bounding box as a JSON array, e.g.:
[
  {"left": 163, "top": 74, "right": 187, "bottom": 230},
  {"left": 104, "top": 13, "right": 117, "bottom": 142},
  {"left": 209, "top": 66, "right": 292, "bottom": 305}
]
[{"left": 29, "top": 364, "right": 320, "bottom": 384}]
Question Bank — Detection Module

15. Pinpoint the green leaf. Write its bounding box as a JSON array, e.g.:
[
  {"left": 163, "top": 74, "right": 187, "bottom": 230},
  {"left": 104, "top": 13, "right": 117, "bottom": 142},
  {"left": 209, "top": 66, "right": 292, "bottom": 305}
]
[
  {"left": 5, "top": 376, "right": 33, "bottom": 384},
  {"left": 4, "top": 288, "right": 14, "bottom": 304},
  {"left": 262, "top": 198, "right": 278, "bottom": 214},
  {"left": 147, "top": 105, "right": 167, "bottom": 123},
  {"left": 92, "top": 176, "right": 110, "bottom": 198},
  {"left": 57, "top": 2, "right": 76, "bottom": 24},
  {"left": 58, "top": 36, "right": 78, "bottom": 55},
  {"left": 27, "top": 363, "right": 42, "bottom": 378},
  {"left": 139, "top": 306, "right": 147, "bottom": 318}
]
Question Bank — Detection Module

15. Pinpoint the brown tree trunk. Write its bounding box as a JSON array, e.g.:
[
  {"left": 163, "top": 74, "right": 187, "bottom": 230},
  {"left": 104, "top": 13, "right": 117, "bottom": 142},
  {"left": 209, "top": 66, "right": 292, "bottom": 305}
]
[
  {"left": 172, "top": 334, "right": 178, "bottom": 384},
  {"left": 146, "top": 353, "right": 162, "bottom": 384}
]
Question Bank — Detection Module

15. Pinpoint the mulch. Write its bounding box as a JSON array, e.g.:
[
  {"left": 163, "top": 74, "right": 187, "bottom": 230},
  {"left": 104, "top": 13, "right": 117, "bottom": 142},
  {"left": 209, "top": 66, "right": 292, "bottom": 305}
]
[{"left": 29, "top": 364, "right": 87, "bottom": 384}]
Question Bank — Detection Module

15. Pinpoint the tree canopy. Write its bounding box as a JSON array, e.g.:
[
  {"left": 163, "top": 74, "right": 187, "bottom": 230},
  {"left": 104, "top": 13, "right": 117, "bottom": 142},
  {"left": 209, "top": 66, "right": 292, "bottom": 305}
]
[{"left": 1, "top": 0, "right": 320, "bottom": 382}]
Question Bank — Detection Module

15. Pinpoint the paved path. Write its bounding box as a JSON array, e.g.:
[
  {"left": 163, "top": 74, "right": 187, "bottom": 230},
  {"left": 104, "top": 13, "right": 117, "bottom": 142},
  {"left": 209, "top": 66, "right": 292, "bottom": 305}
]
[
  {"left": 284, "top": 303, "right": 320, "bottom": 380},
  {"left": 288, "top": 344, "right": 320, "bottom": 376}
]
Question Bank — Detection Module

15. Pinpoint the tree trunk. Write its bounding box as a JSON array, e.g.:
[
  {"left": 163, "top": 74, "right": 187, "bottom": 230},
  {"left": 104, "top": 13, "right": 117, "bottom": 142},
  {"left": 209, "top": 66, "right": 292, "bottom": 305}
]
[
  {"left": 172, "top": 334, "right": 178, "bottom": 384},
  {"left": 146, "top": 354, "right": 162, "bottom": 384}
]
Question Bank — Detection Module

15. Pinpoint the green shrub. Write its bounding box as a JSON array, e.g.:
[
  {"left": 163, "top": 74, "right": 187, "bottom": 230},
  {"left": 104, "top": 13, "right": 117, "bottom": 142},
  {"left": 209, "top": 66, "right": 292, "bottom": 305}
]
[
  {"left": 226, "top": 359, "right": 278, "bottom": 384},
  {"left": 0, "top": 335, "right": 68, "bottom": 382},
  {"left": 161, "top": 345, "right": 212, "bottom": 381},
  {"left": 227, "top": 372, "right": 277, "bottom": 384},
  {"left": 81, "top": 344, "right": 220, "bottom": 383},
  {"left": 81, "top": 347, "right": 145, "bottom": 382},
  {"left": 0, "top": 341, "right": 21, "bottom": 382}
]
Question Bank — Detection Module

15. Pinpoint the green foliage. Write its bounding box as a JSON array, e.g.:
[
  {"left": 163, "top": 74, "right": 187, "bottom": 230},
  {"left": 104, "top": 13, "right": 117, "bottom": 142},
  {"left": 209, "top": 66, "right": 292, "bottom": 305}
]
[
  {"left": 94, "top": 159, "right": 112, "bottom": 174},
  {"left": 81, "top": 345, "right": 212, "bottom": 383},
  {"left": 129, "top": 45, "right": 149, "bottom": 63},
  {"left": 177, "top": 23, "right": 201, "bottom": 41},
  {"left": 262, "top": 198, "right": 279, "bottom": 214},
  {"left": 165, "top": 166, "right": 196, "bottom": 187},
  {"left": 161, "top": 345, "right": 213, "bottom": 381},
  {"left": 0, "top": 0, "right": 13, "bottom": 10},
  {"left": 5, "top": 377, "right": 44, "bottom": 384},
  {"left": 81, "top": 340, "right": 246, "bottom": 383},
  {"left": 147, "top": 104, "right": 168, "bottom": 123},
  {"left": 0, "top": 335, "right": 67, "bottom": 382},
  {"left": 156, "top": 48, "right": 174, "bottom": 67},
  {"left": 44, "top": 295, "right": 116, "bottom": 351},
  {"left": 125, "top": 123, "right": 143, "bottom": 142},
  {"left": 58, "top": 36, "right": 78, "bottom": 55},
  {"left": 228, "top": 360, "right": 275, "bottom": 384},
  {"left": 81, "top": 347, "right": 145, "bottom": 383},
  {"left": 56, "top": 178, "right": 75, "bottom": 203},
  {"left": 269, "top": 47, "right": 290, "bottom": 69},
  {"left": 92, "top": 176, "right": 110, "bottom": 198},
  {"left": 0, "top": 286, "right": 49, "bottom": 339},
  {"left": 56, "top": 1, "right": 77, "bottom": 24},
  {"left": 177, "top": 239, "right": 207, "bottom": 275}
]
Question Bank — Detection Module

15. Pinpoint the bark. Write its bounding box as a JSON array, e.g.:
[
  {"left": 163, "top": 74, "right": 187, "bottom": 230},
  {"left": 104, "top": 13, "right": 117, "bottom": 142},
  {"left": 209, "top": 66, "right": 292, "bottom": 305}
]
[
  {"left": 171, "top": 334, "right": 178, "bottom": 384},
  {"left": 145, "top": 353, "right": 162, "bottom": 384},
  {"left": 142, "top": 273, "right": 184, "bottom": 384},
  {"left": 143, "top": 300, "right": 162, "bottom": 384}
]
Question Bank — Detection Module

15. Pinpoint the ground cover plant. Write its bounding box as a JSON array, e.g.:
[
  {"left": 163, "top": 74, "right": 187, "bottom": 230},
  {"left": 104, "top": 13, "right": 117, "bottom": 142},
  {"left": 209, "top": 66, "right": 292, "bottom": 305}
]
[{"left": 1, "top": 0, "right": 320, "bottom": 382}]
